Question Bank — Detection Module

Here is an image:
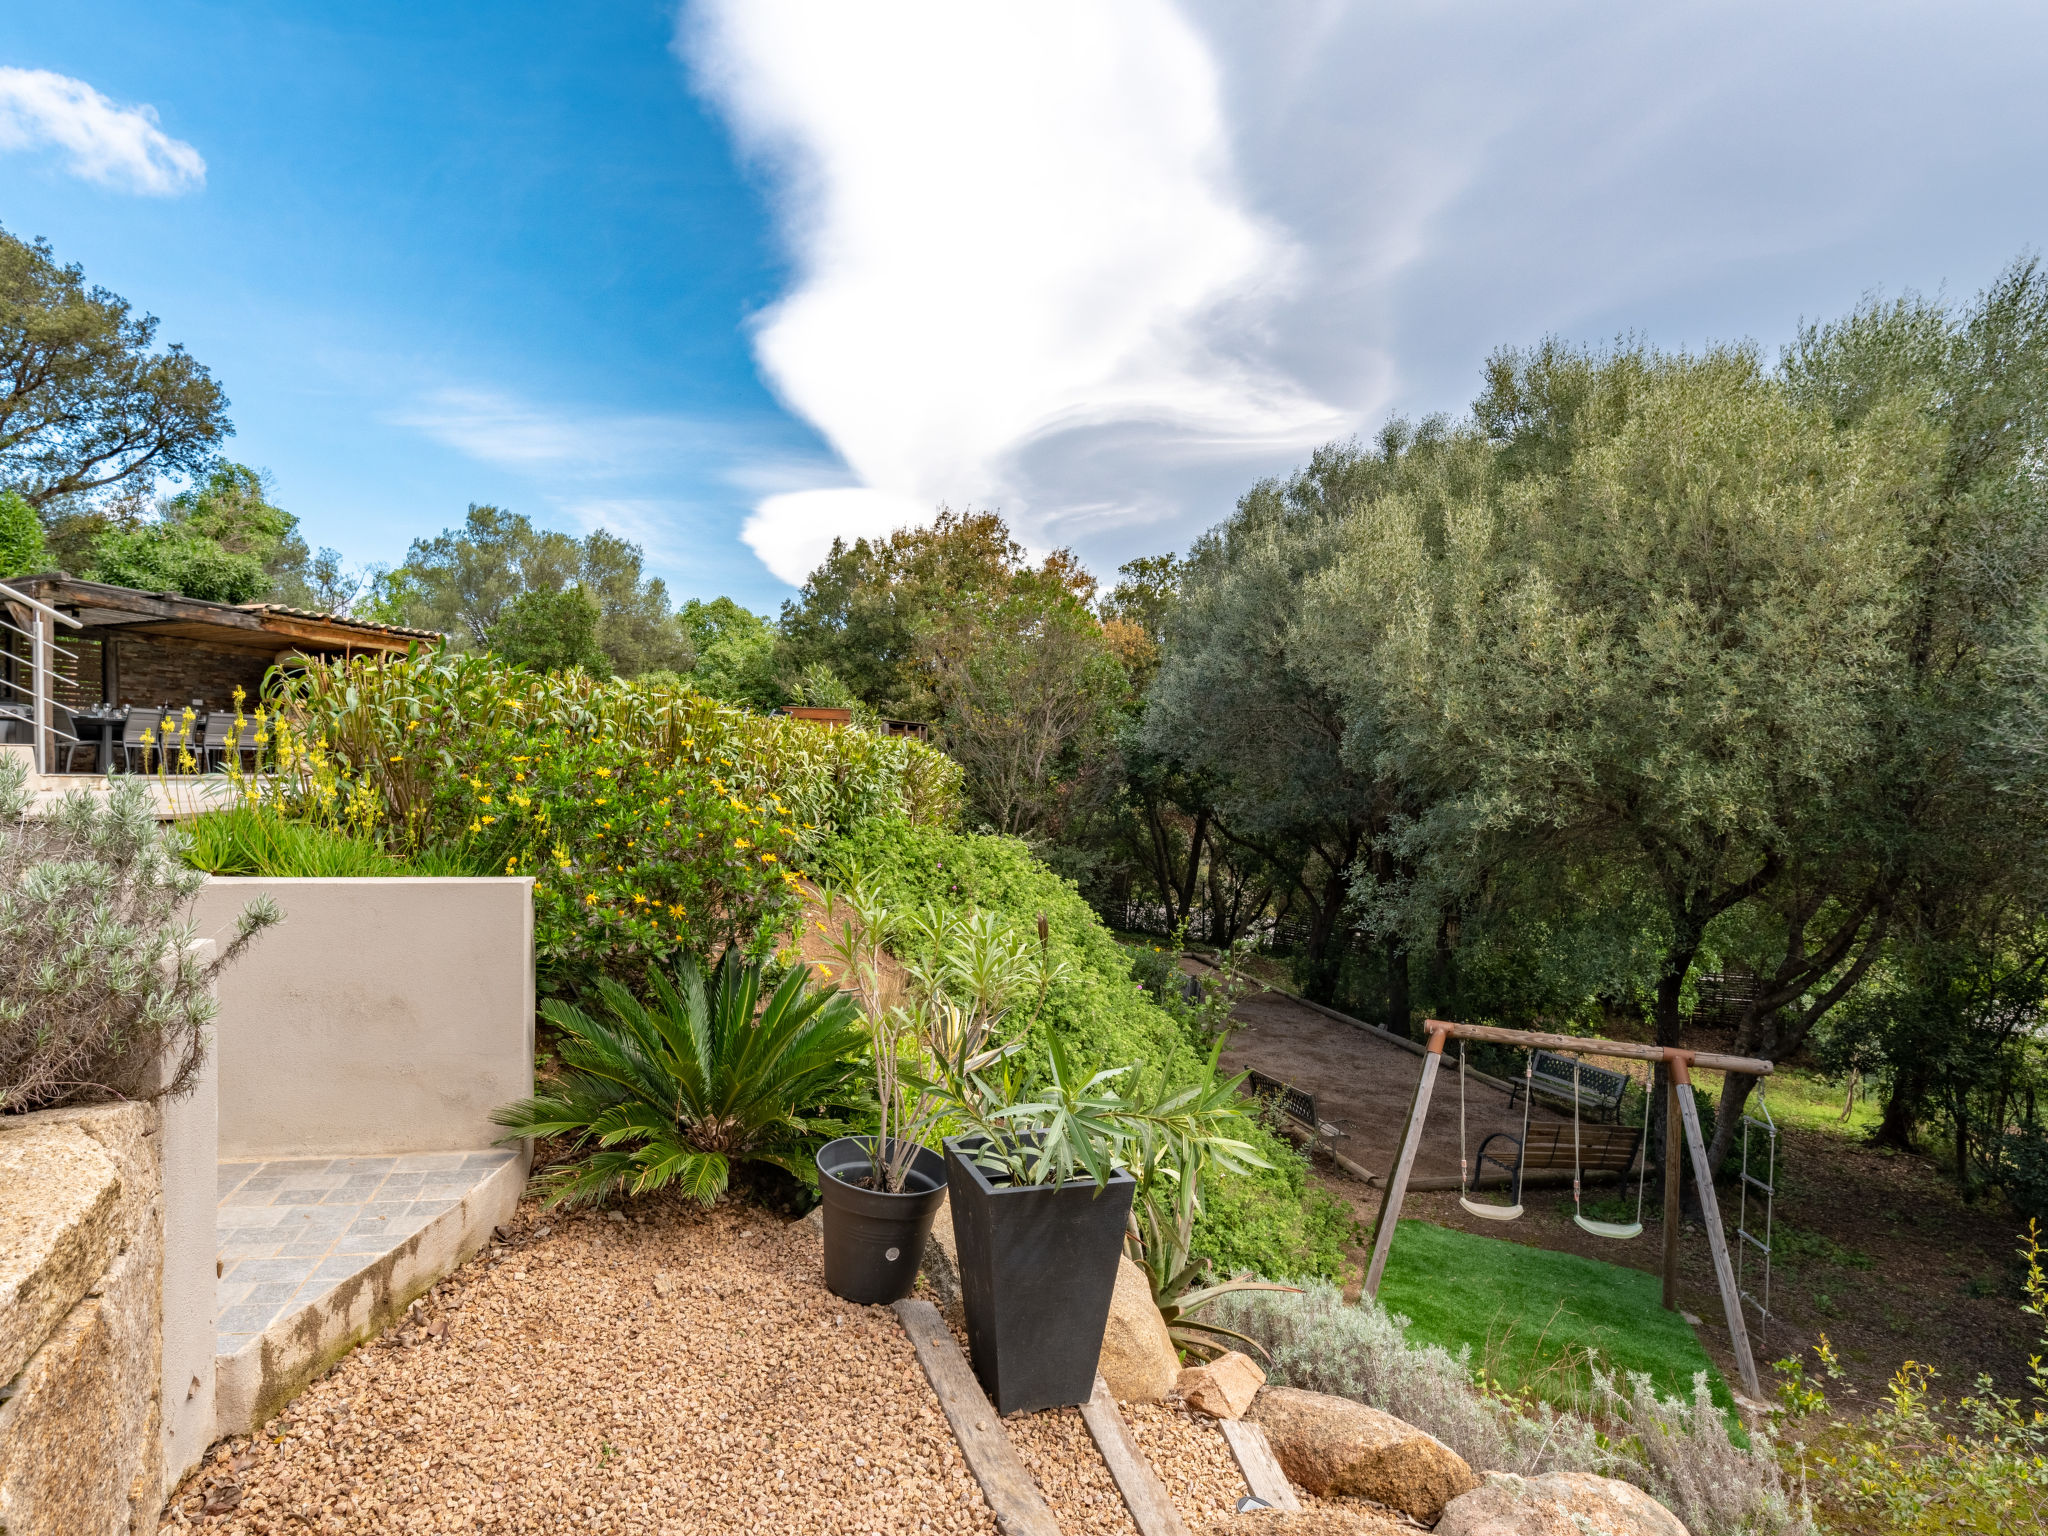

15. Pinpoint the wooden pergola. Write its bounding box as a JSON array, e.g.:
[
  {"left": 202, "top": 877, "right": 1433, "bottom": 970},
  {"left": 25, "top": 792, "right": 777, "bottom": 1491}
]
[
  {"left": 1366, "top": 1019, "right": 1774, "bottom": 1400},
  {"left": 0, "top": 573, "right": 437, "bottom": 775}
]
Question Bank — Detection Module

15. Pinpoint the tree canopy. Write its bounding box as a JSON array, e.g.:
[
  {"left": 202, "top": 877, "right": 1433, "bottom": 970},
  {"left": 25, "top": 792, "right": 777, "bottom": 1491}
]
[
  {"left": 374, "top": 505, "right": 688, "bottom": 677},
  {"left": 0, "top": 228, "right": 230, "bottom": 514}
]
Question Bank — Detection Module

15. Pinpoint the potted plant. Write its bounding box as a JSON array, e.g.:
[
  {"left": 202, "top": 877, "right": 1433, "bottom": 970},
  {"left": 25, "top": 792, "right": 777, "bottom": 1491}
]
[
  {"left": 812, "top": 879, "right": 1066, "bottom": 1306},
  {"left": 939, "top": 1038, "right": 1268, "bottom": 1415}
]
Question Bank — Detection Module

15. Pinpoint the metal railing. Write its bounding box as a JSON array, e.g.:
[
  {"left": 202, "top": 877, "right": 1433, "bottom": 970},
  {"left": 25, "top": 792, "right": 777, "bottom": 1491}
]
[{"left": 0, "top": 579, "right": 86, "bottom": 775}]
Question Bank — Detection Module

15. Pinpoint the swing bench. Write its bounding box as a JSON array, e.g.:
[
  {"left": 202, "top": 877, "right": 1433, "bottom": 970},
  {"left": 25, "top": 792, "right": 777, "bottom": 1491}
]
[{"left": 1471, "top": 1122, "right": 1645, "bottom": 1204}]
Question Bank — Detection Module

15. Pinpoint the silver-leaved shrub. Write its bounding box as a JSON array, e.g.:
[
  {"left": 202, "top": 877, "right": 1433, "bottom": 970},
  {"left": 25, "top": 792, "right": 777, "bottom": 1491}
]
[{"left": 0, "top": 754, "right": 277, "bottom": 1111}]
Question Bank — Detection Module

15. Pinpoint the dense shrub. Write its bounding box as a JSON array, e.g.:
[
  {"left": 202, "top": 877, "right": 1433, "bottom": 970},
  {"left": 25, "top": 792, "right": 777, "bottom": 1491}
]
[
  {"left": 0, "top": 756, "right": 276, "bottom": 1111},
  {"left": 245, "top": 649, "right": 959, "bottom": 987},
  {"left": 822, "top": 816, "right": 1354, "bottom": 1280}
]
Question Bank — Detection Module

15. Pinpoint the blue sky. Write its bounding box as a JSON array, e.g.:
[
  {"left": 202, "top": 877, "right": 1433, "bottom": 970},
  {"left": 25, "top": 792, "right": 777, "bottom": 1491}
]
[{"left": 5, "top": 2, "right": 2047, "bottom": 610}]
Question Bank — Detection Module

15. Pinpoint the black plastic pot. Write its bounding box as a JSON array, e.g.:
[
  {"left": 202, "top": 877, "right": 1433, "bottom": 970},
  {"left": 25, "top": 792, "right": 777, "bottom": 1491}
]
[
  {"left": 943, "top": 1136, "right": 1137, "bottom": 1416},
  {"left": 816, "top": 1136, "right": 949, "bottom": 1305}
]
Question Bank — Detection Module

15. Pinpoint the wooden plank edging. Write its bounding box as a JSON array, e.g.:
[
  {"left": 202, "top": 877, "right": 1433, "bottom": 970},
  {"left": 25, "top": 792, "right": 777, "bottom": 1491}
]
[
  {"left": 1217, "top": 1420, "right": 1301, "bottom": 1512},
  {"left": 1077, "top": 1375, "right": 1188, "bottom": 1536},
  {"left": 890, "top": 1298, "right": 1062, "bottom": 1536}
]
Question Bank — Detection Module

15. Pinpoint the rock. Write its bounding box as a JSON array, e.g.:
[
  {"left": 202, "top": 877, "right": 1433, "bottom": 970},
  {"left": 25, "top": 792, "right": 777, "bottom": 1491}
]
[
  {"left": 1178, "top": 1350, "right": 1267, "bottom": 1419},
  {"left": 793, "top": 1205, "right": 825, "bottom": 1235},
  {"left": 0, "top": 1114, "right": 124, "bottom": 1386},
  {"left": 1436, "top": 1471, "right": 1691, "bottom": 1536},
  {"left": 652, "top": 1271, "right": 677, "bottom": 1298},
  {"left": 1191, "top": 1511, "right": 1406, "bottom": 1536},
  {"left": 1248, "top": 1386, "right": 1478, "bottom": 1523},
  {"left": 1096, "top": 1254, "right": 1180, "bottom": 1402},
  {"left": 0, "top": 1103, "right": 164, "bottom": 1535},
  {"left": 916, "top": 1192, "right": 965, "bottom": 1328}
]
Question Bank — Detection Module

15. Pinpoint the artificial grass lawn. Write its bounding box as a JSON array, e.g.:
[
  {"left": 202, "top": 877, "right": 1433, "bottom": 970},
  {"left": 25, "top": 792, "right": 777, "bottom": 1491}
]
[{"left": 1376, "top": 1218, "right": 1734, "bottom": 1417}]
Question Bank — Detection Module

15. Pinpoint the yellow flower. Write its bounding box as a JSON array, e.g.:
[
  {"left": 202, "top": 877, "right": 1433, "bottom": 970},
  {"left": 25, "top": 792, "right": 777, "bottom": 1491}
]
[
  {"left": 585, "top": 893, "right": 598, "bottom": 905},
  {"left": 760, "top": 853, "right": 777, "bottom": 864},
  {"left": 481, "top": 815, "right": 496, "bottom": 825},
  {"left": 733, "top": 838, "right": 751, "bottom": 849}
]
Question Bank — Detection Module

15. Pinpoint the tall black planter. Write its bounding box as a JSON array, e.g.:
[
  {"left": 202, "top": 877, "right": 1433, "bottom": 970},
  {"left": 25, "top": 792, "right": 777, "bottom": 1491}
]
[
  {"left": 816, "top": 1137, "right": 948, "bottom": 1305},
  {"left": 943, "top": 1136, "right": 1137, "bottom": 1416}
]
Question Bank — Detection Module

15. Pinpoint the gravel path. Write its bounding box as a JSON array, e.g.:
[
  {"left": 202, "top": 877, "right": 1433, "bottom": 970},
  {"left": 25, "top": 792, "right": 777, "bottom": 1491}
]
[{"left": 161, "top": 1197, "right": 1270, "bottom": 1535}]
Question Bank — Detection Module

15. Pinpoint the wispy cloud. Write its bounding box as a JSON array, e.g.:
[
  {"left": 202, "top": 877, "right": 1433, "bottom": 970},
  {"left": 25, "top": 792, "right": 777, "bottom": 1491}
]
[
  {"left": 393, "top": 387, "right": 723, "bottom": 473},
  {"left": 681, "top": 0, "right": 1348, "bottom": 584},
  {"left": 0, "top": 67, "right": 204, "bottom": 195}
]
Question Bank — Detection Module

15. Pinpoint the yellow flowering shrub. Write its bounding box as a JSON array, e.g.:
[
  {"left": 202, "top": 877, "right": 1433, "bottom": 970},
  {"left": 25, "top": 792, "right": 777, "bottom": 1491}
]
[{"left": 242, "top": 648, "right": 962, "bottom": 987}]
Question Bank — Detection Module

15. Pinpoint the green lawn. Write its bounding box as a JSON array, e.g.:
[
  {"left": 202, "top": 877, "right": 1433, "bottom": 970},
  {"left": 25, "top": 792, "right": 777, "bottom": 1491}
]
[{"left": 1376, "top": 1218, "right": 1734, "bottom": 1419}]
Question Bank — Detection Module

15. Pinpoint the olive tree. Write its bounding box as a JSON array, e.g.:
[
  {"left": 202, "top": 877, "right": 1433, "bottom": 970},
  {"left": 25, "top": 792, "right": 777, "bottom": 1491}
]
[{"left": 1300, "top": 264, "right": 2048, "bottom": 1165}]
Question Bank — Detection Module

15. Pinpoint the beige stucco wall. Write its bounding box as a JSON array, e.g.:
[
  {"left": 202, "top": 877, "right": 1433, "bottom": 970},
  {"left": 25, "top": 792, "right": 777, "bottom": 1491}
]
[{"left": 191, "top": 878, "right": 535, "bottom": 1158}]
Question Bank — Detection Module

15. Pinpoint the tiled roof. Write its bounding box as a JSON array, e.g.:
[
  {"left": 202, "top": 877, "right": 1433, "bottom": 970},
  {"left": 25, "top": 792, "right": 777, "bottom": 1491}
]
[{"left": 237, "top": 603, "right": 444, "bottom": 642}]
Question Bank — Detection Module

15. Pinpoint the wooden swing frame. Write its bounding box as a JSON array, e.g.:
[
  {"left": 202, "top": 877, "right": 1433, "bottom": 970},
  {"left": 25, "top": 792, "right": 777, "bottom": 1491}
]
[{"left": 1362, "top": 1019, "right": 1773, "bottom": 1400}]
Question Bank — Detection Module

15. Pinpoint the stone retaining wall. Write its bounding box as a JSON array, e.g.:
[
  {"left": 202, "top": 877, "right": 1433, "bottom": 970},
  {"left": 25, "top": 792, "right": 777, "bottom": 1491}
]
[{"left": 0, "top": 1102, "right": 166, "bottom": 1535}]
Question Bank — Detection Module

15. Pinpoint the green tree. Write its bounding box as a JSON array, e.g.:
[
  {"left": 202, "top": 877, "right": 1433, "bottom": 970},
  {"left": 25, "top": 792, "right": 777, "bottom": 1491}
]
[
  {"left": 376, "top": 505, "right": 686, "bottom": 675},
  {"left": 78, "top": 462, "right": 347, "bottom": 607},
  {"left": 1300, "top": 270, "right": 2048, "bottom": 1167},
  {"left": 677, "top": 596, "right": 779, "bottom": 707},
  {"left": 0, "top": 228, "right": 230, "bottom": 514},
  {"left": 921, "top": 583, "right": 1127, "bottom": 842},
  {"left": 1147, "top": 426, "right": 1485, "bottom": 1009},
  {"left": 485, "top": 587, "right": 610, "bottom": 676},
  {"left": 775, "top": 505, "right": 1091, "bottom": 718},
  {"left": 0, "top": 489, "right": 46, "bottom": 577}
]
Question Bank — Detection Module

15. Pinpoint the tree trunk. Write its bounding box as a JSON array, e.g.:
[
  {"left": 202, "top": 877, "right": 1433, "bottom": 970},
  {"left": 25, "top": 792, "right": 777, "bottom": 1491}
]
[
  {"left": 1953, "top": 1086, "right": 1973, "bottom": 1201},
  {"left": 1704, "top": 1067, "right": 1761, "bottom": 1175},
  {"left": 1873, "top": 1059, "right": 1933, "bottom": 1150},
  {"left": 1384, "top": 934, "right": 1412, "bottom": 1040}
]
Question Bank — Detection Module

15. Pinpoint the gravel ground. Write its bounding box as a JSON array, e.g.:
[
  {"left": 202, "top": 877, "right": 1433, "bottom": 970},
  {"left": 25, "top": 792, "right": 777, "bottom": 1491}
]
[
  {"left": 1006, "top": 1399, "right": 1254, "bottom": 1535},
  {"left": 160, "top": 1197, "right": 1283, "bottom": 1535}
]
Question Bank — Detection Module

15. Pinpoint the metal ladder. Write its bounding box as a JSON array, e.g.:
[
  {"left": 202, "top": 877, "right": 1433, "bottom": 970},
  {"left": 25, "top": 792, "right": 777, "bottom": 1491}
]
[{"left": 1736, "top": 1087, "right": 1777, "bottom": 1348}]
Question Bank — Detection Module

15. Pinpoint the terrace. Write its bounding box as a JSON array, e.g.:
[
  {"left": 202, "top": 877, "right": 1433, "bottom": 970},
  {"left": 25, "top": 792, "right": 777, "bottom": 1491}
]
[{"left": 0, "top": 572, "right": 437, "bottom": 800}]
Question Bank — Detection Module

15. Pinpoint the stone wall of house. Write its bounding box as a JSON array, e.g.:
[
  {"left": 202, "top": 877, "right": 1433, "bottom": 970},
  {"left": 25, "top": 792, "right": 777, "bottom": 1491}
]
[
  {"left": 0, "top": 1102, "right": 167, "bottom": 1534},
  {"left": 111, "top": 636, "right": 275, "bottom": 714}
]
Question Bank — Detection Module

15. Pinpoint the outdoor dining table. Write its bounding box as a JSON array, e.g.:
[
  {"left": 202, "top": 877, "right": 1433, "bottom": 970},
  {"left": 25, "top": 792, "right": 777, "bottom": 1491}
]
[{"left": 72, "top": 708, "right": 126, "bottom": 774}]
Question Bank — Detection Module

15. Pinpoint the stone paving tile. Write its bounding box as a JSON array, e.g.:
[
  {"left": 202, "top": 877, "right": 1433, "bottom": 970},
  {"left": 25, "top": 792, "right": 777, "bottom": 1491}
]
[
  {"left": 394, "top": 1152, "right": 468, "bottom": 1172},
  {"left": 215, "top": 1151, "right": 509, "bottom": 1346},
  {"left": 217, "top": 1164, "right": 256, "bottom": 1197}
]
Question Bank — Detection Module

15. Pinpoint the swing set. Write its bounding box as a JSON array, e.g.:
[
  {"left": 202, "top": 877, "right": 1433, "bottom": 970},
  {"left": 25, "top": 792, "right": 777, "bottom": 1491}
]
[{"left": 1365, "top": 1019, "right": 1775, "bottom": 1400}]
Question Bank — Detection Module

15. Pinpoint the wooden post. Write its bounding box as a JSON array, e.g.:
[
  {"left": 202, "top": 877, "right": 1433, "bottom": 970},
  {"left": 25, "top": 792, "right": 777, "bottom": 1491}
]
[
  {"left": 1362, "top": 1022, "right": 1447, "bottom": 1301},
  {"left": 1670, "top": 1057, "right": 1763, "bottom": 1401},
  {"left": 1662, "top": 1072, "right": 1683, "bottom": 1312}
]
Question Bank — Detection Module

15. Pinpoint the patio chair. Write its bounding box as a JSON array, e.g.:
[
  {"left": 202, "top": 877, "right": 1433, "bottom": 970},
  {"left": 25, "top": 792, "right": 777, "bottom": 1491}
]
[
  {"left": 120, "top": 708, "right": 167, "bottom": 774},
  {"left": 47, "top": 703, "right": 99, "bottom": 773},
  {"left": 198, "top": 712, "right": 248, "bottom": 773}
]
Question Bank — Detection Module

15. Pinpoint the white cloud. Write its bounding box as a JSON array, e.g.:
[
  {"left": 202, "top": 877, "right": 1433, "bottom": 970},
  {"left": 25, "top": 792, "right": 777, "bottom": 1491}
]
[
  {"left": 741, "top": 487, "right": 932, "bottom": 585},
  {"left": 394, "top": 387, "right": 720, "bottom": 473},
  {"left": 681, "top": 0, "right": 1349, "bottom": 578},
  {"left": 682, "top": 0, "right": 2048, "bottom": 587},
  {"left": 0, "top": 67, "right": 204, "bottom": 195}
]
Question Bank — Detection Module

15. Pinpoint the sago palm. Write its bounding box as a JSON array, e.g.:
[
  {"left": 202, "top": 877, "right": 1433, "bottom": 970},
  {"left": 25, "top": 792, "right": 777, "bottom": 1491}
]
[{"left": 493, "top": 949, "right": 865, "bottom": 1208}]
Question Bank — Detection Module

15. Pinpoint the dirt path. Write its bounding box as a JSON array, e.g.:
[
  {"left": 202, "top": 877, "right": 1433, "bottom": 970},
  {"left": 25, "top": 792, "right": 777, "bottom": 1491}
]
[{"left": 1216, "top": 986, "right": 1575, "bottom": 1184}]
